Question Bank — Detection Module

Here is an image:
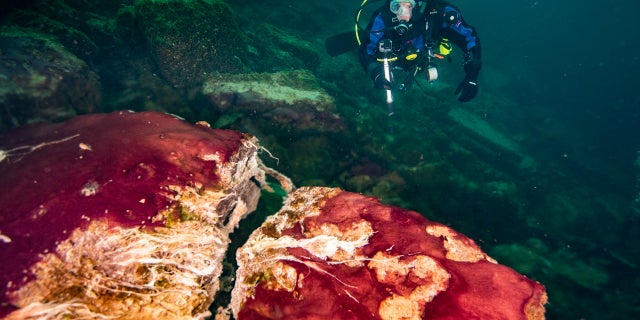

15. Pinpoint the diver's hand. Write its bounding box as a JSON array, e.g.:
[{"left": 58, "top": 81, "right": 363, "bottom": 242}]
[
  {"left": 455, "top": 50, "right": 481, "bottom": 102},
  {"left": 368, "top": 63, "right": 392, "bottom": 90},
  {"left": 373, "top": 72, "right": 392, "bottom": 90},
  {"left": 454, "top": 79, "right": 478, "bottom": 102}
]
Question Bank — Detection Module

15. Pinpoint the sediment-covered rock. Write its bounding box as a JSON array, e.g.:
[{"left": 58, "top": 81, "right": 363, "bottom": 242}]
[
  {"left": 242, "top": 24, "right": 320, "bottom": 72},
  {"left": 203, "top": 70, "right": 345, "bottom": 133},
  {"left": 231, "top": 186, "right": 547, "bottom": 320},
  {"left": 0, "top": 111, "right": 265, "bottom": 319},
  {"left": 135, "top": 0, "right": 246, "bottom": 87},
  {"left": 0, "top": 27, "right": 100, "bottom": 131},
  {"left": 447, "top": 108, "right": 536, "bottom": 172}
]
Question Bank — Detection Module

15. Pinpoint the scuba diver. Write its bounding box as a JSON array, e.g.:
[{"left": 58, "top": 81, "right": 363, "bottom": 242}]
[{"left": 358, "top": 0, "right": 482, "bottom": 102}]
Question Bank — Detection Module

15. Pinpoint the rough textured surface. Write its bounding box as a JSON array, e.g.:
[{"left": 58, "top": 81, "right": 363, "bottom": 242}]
[
  {"left": 242, "top": 23, "right": 320, "bottom": 72},
  {"left": 135, "top": 0, "right": 246, "bottom": 87},
  {"left": 231, "top": 186, "right": 547, "bottom": 320},
  {"left": 0, "top": 27, "right": 100, "bottom": 131},
  {"left": 448, "top": 107, "right": 535, "bottom": 171},
  {"left": 203, "top": 70, "right": 345, "bottom": 133},
  {"left": 0, "top": 111, "right": 264, "bottom": 319}
]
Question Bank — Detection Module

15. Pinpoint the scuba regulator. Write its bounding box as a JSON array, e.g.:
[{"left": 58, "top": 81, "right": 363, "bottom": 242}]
[
  {"left": 392, "top": 18, "right": 412, "bottom": 36},
  {"left": 389, "top": 0, "right": 415, "bottom": 35}
]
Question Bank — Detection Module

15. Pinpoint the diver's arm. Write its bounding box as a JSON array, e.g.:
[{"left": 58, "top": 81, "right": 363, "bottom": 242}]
[
  {"left": 449, "top": 14, "right": 481, "bottom": 83},
  {"left": 359, "top": 13, "right": 387, "bottom": 71},
  {"left": 367, "top": 14, "right": 386, "bottom": 55},
  {"left": 440, "top": 5, "right": 481, "bottom": 101},
  {"left": 439, "top": 5, "right": 480, "bottom": 55},
  {"left": 358, "top": 14, "right": 393, "bottom": 90}
]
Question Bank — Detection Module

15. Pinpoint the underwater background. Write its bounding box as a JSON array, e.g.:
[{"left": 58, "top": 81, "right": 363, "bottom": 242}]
[{"left": 1, "top": 0, "right": 639, "bottom": 319}]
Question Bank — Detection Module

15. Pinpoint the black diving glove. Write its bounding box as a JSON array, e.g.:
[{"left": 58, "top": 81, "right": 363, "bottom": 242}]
[
  {"left": 367, "top": 63, "right": 392, "bottom": 90},
  {"left": 455, "top": 51, "right": 482, "bottom": 102},
  {"left": 455, "top": 78, "right": 478, "bottom": 102}
]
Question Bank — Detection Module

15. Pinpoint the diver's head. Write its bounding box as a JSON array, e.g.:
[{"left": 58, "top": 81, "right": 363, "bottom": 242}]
[{"left": 390, "top": 0, "right": 415, "bottom": 22}]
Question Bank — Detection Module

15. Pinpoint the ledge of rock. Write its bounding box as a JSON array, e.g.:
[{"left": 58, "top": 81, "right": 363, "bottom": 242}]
[
  {"left": 231, "top": 186, "right": 547, "bottom": 320},
  {"left": 203, "top": 70, "right": 345, "bottom": 133},
  {"left": 0, "top": 111, "right": 265, "bottom": 319},
  {"left": 0, "top": 27, "right": 100, "bottom": 130},
  {"left": 448, "top": 108, "right": 536, "bottom": 171}
]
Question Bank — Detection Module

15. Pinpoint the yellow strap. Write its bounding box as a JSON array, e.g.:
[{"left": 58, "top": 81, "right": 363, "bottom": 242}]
[
  {"left": 377, "top": 56, "right": 399, "bottom": 62},
  {"left": 355, "top": 0, "right": 368, "bottom": 45}
]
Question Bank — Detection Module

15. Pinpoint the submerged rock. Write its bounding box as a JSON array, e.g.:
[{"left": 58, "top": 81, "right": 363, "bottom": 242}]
[
  {"left": 242, "top": 23, "right": 320, "bottom": 72},
  {"left": 135, "top": 0, "right": 246, "bottom": 88},
  {"left": 0, "top": 111, "right": 265, "bottom": 319},
  {"left": 231, "top": 186, "right": 547, "bottom": 319},
  {"left": 0, "top": 111, "right": 547, "bottom": 319},
  {"left": 448, "top": 107, "right": 536, "bottom": 172},
  {"left": 203, "top": 70, "right": 345, "bottom": 133},
  {"left": 0, "top": 27, "right": 100, "bottom": 131}
]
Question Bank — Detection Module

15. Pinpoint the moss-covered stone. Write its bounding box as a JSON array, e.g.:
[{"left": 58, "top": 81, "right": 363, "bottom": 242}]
[
  {"left": 242, "top": 23, "right": 320, "bottom": 72},
  {"left": 202, "top": 70, "right": 345, "bottom": 134},
  {"left": 135, "top": 0, "right": 247, "bottom": 88},
  {"left": 0, "top": 27, "right": 100, "bottom": 131},
  {"left": 1, "top": 10, "right": 100, "bottom": 60}
]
